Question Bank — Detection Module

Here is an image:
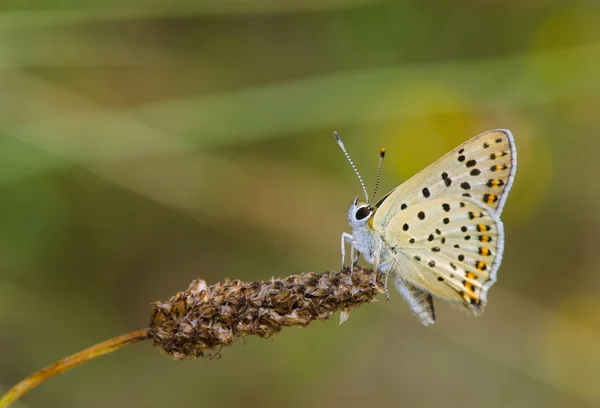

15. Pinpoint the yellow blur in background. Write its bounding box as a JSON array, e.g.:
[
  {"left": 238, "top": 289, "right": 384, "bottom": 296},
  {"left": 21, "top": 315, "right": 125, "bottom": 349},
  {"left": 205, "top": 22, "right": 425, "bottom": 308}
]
[{"left": 1, "top": 1, "right": 600, "bottom": 407}]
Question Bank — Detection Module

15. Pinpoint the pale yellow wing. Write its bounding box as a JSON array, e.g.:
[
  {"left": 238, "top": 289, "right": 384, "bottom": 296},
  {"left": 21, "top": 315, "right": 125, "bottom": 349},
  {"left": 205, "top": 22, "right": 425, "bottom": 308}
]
[
  {"left": 373, "top": 129, "right": 516, "bottom": 227},
  {"left": 371, "top": 129, "right": 515, "bottom": 313},
  {"left": 382, "top": 197, "right": 503, "bottom": 313}
]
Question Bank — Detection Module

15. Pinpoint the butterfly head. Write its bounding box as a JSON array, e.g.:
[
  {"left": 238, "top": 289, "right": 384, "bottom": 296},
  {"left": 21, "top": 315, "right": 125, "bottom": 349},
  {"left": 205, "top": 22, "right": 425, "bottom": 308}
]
[{"left": 347, "top": 197, "right": 374, "bottom": 227}]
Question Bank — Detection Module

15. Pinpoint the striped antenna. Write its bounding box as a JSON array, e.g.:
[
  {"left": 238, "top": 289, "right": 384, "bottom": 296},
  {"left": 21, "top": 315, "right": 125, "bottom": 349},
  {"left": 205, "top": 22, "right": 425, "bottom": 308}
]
[
  {"left": 334, "top": 131, "right": 369, "bottom": 202},
  {"left": 370, "top": 147, "right": 385, "bottom": 205}
]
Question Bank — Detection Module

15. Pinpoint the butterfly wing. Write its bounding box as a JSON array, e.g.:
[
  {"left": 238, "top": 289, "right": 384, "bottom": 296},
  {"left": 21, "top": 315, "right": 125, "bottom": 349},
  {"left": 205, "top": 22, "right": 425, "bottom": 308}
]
[
  {"left": 373, "top": 129, "right": 516, "bottom": 226},
  {"left": 371, "top": 129, "right": 515, "bottom": 314},
  {"left": 381, "top": 197, "right": 503, "bottom": 313}
]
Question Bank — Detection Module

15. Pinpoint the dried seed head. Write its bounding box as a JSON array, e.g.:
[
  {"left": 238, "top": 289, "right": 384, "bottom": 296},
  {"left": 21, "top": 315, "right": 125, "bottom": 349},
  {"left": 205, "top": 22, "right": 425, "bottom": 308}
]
[{"left": 149, "top": 266, "right": 384, "bottom": 360}]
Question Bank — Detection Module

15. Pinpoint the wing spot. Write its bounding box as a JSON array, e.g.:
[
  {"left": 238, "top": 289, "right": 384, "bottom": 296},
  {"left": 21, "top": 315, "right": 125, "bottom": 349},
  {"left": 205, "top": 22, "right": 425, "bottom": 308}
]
[
  {"left": 458, "top": 148, "right": 465, "bottom": 154},
  {"left": 468, "top": 211, "right": 475, "bottom": 220},
  {"left": 495, "top": 137, "right": 502, "bottom": 143},
  {"left": 441, "top": 237, "right": 446, "bottom": 244},
  {"left": 454, "top": 244, "right": 460, "bottom": 249},
  {"left": 462, "top": 193, "right": 471, "bottom": 198},
  {"left": 414, "top": 256, "right": 421, "bottom": 261},
  {"left": 409, "top": 238, "right": 415, "bottom": 244},
  {"left": 443, "top": 217, "right": 450, "bottom": 224},
  {"left": 435, "top": 228, "right": 442, "bottom": 235},
  {"left": 477, "top": 224, "right": 491, "bottom": 232},
  {"left": 460, "top": 182, "right": 471, "bottom": 190},
  {"left": 442, "top": 203, "right": 450, "bottom": 212},
  {"left": 461, "top": 226, "right": 468, "bottom": 232},
  {"left": 401, "top": 203, "right": 407, "bottom": 210},
  {"left": 428, "top": 261, "right": 436, "bottom": 268},
  {"left": 422, "top": 188, "right": 431, "bottom": 198},
  {"left": 490, "top": 153, "right": 497, "bottom": 160},
  {"left": 464, "top": 235, "right": 471, "bottom": 240},
  {"left": 418, "top": 211, "right": 426, "bottom": 220},
  {"left": 466, "top": 159, "right": 477, "bottom": 168},
  {"left": 431, "top": 247, "right": 441, "bottom": 253},
  {"left": 476, "top": 261, "right": 487, "bottom": 271},
  {"left": 479, "top": 235, "right": 492, "bottom": 243},
  {"left": 458, "top": 254, "right": 465, "bottom": 261},
  {"left": 442, "top": 172, "right": 452, "bottom": 187},
  {"left": 483, "top": 142, "right": 489, "bottom": 148},
  {"left": 450, "top": 262, "right": 457, "bottom": 271},
  {"left": 483, "top": 193, "right": 498, "bottom": 204},
  {"left": 437, "top": 277, "right": 444, "bottom": 282},
  {"left": 470, "top": 169, "right": 481, "bottom": 176},
  {"left": 403, "top": 223, "right": 409, "bottom": 231},
  {"left": 458, "top": 155, "right": 466, "bottom": 162},
  {"left": 459, "top": 202, "right": 466, "bottom": 208},
  {"left": 479, "top": 247, "right": 491, "bottom": 256},
  {"left": 428, "top": 234, "right": 434, "bottom": 241},
  {"left": 487, "top": 179, "right": 505, "bottom": 188}
]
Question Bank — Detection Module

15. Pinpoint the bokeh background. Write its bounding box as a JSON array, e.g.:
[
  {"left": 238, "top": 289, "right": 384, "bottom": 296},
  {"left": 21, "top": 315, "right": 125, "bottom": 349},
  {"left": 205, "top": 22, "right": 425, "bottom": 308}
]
[{"left": 1, "top": 1, "right": 600, "bottom": 407}]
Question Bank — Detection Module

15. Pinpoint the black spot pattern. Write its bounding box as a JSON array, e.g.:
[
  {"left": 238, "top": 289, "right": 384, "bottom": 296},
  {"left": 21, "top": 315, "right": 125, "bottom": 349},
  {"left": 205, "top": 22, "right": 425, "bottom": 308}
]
[
  {"left": 462, "top": 193, "right": 472, "bottom": 197},
  {"left": 441, "top": 238, "right": 446, "bottom": 244},
  {"left": 422, "top": 188, "right": 431, "bottom": 198},
  {"left": 483, "top": 193, "right": 498, "bottom": 203},
  {"left": 461, "top": 226, "right": 468, "bottom": 232},
  {"left": 495, "top": 137, "right": 502, "bottom": 143},
  {"left": 403, "top": 223, "right": 409, "bottom": 231},
  {"left": 487, "top": 179, "right": 505, "bottom": 187},
  {"left": 414, "top": 256, "right": 421, "bottom": 261},
  {"left": 432, "top": 247, "right": 440, "bottom": 253},
  {"left": 428, "top": 261, "right": 436, "bottom": 268},
  {"left": 409, "top": 238, "right": 415, "bottom": 244},
  {"left": 435, "top": 229, "right": 441, "bottom": 235},
  {"left": 442, "top": 172, "right": 452, "bottom": 187},
  {"left": 442, "top": 203, "right": 450, "bottom": 212},
  {"left": 459, "top": 202, "right": 465, "bottom": 208},
  {"left": 470, "top": 169, "right": 481, "bottom": 176},
  {"left": 483, "top": 142, "right": 489, "bottom": 148},
  {"left": 458, "top": 254, "right": 465, "bottom": 261},
  {"left": 443, "top": 218, "right": 450, "bottom": 224},
  {"left": 454, "top": 244, "right": 460, "bottom": 248},
  {"left": 464, "top": 235, "right": 471, "bottom": 240},
  {"left": 437, "top": 277, "right": 444, "bottom": 282},
  {"left": 401, "top": 203, "right": 407, "bottom": 210},
  {"left": 428, "top": 234, "right": 434, "bottom": 241},
  {"left": 450, "top": 262, "right": 457, "bottom": 270},
  {"left": 418, "top": 211, "right": 425, "bottom": 220},
  {"left": 466, "top": 159, "right": 477, "bottom": 167},
  {"left": 490, "top": 153, "right": 497, "bottom": 160},
  {"left": 458, "top": 155, "right": 466, "bottom": 162},
  {"left": 460, "top": 182, "right": 471, "bottom": 190},
  {"left": 458, "top": 148, "right": 465, "bottom": 154}
]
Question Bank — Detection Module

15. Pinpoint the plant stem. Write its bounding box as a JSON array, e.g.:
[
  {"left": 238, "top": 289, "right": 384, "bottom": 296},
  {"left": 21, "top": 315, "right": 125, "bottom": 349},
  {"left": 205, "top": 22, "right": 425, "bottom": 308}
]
[{"left": 0, "top": 328, "right": 151, "bottom": 408}]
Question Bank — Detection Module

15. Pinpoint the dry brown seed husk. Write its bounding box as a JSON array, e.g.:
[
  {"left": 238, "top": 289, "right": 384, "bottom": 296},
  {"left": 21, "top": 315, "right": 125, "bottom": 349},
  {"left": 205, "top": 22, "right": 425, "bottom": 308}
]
[{"left": 149, "top": 266, "right": 383, "bottom": 360}]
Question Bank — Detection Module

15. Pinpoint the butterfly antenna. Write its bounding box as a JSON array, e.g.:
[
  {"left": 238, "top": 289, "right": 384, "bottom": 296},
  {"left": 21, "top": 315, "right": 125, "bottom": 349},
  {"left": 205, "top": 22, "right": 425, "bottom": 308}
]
[
  {"left": 334, "top": 131, "right": 369, "bottom": 202},
  {"left": 370, "top": 147, "right": 385, "bottom": 205}
]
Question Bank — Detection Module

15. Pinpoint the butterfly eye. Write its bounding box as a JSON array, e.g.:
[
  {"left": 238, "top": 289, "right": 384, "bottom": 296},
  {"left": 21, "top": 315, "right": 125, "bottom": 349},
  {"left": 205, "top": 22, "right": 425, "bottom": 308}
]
[{"left": 355, "top": 206, "right": 371, "bottom": 220}]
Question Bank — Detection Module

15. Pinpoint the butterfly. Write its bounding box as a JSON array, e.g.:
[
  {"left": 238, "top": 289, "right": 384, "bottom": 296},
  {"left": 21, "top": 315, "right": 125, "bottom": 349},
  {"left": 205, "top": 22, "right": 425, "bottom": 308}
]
[{"left": 336, "top": 130, "right": 516, "bottom": 326}]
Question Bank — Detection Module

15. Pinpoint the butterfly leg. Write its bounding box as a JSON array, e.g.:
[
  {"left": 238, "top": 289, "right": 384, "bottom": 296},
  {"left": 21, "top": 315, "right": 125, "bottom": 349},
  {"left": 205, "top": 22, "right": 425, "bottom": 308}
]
[
  {"left": 383, "top": 273, "right": 390, "bottom": 301},
  {"left": 350, "top": 243, "right": 358, "bottom": 267},
  {"left": 372, "top": 252, "right": 380, "bottom": 296},
  {"left": 341, "top": 232, "right": 354, "bottom": 271},
  {"left": 393, "top": 276, "right": 435, "bottom": 326}
]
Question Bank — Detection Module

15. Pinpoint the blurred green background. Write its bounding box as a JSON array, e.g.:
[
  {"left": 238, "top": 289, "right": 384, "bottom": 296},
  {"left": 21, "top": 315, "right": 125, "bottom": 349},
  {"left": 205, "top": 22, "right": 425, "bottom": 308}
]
[{"left": 1, "top": 1, "right": 600, "bottom": 407}]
